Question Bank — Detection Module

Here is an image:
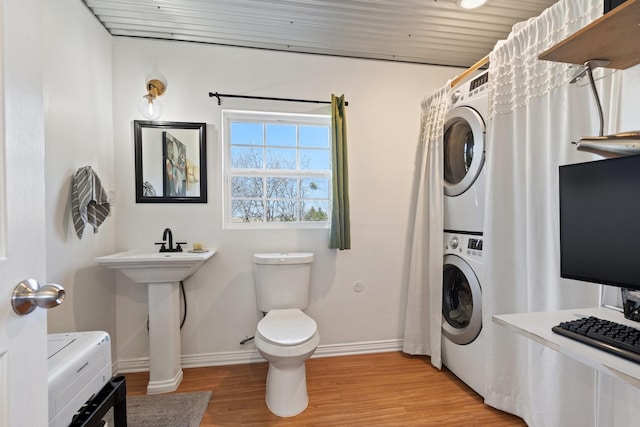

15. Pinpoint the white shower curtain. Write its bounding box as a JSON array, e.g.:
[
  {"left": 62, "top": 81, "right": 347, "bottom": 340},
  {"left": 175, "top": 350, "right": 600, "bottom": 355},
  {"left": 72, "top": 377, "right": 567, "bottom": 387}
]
[
  {"left": 482, "top": 0, "right": 625, "bottom": 425},
  {"left": 402, "top": 85, "right": 449, "bottom": 368}
]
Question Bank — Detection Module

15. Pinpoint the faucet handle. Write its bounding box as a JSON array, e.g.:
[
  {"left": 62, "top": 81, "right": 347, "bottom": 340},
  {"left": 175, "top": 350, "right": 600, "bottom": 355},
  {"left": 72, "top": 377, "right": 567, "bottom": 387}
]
[
  {"left": 154, "top": 242, "right": 167, "bottom": 252},
  {"left": 175, "top": 242, "right": 187, "bottom": 252}
]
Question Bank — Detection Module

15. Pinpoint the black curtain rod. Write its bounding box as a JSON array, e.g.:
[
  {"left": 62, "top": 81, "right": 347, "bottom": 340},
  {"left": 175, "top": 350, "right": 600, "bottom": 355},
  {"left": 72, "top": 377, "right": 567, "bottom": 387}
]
[{"left": 208, "top": 92, "right": 348, "bottom": 106}]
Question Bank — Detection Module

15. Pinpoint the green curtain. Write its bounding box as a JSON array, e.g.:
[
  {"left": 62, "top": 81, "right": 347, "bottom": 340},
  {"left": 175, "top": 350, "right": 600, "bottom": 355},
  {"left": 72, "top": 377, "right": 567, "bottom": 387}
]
[{"left": 329, "top": 94, "right": 351, "bottom": 250}]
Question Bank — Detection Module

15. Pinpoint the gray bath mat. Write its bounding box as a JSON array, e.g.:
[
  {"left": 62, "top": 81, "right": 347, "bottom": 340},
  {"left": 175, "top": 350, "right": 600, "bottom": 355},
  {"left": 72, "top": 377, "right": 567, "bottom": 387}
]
[{"left": 104, "top": 390, "right": 212, "bottom": 427}]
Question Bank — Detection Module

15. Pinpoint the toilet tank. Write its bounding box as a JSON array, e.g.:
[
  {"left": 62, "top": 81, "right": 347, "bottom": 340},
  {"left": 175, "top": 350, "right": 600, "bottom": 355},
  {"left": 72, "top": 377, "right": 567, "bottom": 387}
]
[{"left": 253, "top": 252, "right": 314, "bottom": 312}]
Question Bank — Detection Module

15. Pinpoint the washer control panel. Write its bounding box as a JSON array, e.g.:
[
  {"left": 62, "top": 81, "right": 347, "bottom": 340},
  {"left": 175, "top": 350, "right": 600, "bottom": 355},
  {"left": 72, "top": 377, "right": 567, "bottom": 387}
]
[
  {"left": 468, "top": 237, "right": 483, "bottom": 252},
  {"left": 444, "top": 233, "right": 483, "bottom": 259},
  {"left": 450, "top": 70, "right": 489, "bottom": 107}
]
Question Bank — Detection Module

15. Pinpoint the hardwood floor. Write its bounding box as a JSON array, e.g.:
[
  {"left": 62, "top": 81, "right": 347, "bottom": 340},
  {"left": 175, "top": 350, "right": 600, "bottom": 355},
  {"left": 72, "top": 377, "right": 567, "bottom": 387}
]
[{"left": 123, "top": 351, "right": 525, "bottom": 426}]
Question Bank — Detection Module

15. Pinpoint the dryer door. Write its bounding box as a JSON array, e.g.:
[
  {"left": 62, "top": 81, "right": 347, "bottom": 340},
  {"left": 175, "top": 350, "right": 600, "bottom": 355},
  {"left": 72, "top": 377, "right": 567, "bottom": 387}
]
[
  {"left": 442, "top": 254, "right": 482, "bottom": 345},
  {"left": 443, "top": 106, "right": 486, "bottom": 196}
]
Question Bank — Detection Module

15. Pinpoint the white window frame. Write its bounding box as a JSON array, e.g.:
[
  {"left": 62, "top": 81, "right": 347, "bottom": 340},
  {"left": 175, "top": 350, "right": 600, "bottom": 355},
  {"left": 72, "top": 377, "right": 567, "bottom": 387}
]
[{"left": 222, "top": 110, "right": 332, "bottom": 229}]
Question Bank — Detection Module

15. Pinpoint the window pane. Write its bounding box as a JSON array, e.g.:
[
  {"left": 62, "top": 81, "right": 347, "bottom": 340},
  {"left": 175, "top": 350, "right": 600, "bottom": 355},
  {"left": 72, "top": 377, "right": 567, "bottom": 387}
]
[
  {"left": 301, "top": 200, "right": 330, "bottom": 222},
  {"left": 266, "top": 124, "right": 296, "bottom": 147},
  {"left": 301, "top": 178, "right": 329, "bottom": 198},
  {"left": 231, "top": 199, "right": 264, "bottom": 222},
  {"left": 267, "top": 200, "right": 298, "bottom": 222},
  {"left": 300, "top": 126, "right": 329, "bottom": 148},
  {"left": 231, "top": 176, "right": 263, "bottom": 198},
  {"left": 300, "top": 149, "right": 330, "bottom": 170},
  {"left": 232, "top": 146, "right": 263, "bottom": 169},
  {"left": 266, "top": 148, "right": 296, "bottom": 169},
  {"left": 231, "top": 122, "right": 263, "bottom": 146},
  {"left": 266, "top": 177, "right": 298, "bottom": 198}
]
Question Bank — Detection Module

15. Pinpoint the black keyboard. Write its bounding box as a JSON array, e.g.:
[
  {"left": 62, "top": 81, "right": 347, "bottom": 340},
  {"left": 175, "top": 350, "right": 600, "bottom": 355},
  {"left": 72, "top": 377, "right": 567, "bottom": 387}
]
[{"left": 552, "top": 316, "right": 640, "bottom": 364}]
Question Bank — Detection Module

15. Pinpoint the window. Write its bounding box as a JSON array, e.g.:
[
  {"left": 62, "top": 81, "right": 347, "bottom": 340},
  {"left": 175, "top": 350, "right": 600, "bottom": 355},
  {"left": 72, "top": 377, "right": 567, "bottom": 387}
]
[{"left": 223, "top": 110, "right": 331, "bottom": 228}]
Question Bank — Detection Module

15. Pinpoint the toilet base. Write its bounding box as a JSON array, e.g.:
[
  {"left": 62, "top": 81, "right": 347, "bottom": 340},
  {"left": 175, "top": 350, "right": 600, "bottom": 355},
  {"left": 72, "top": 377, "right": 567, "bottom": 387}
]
[
  {"left": 265, "top": 360, "right": 309, "bottom": 417},
  {"left": 254, "top": 313, "right": 320, "bottom": 418}
]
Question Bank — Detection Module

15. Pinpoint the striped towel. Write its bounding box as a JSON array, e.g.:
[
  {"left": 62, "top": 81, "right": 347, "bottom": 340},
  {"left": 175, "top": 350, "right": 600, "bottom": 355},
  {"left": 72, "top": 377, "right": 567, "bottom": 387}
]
[{"left": 71, "top": 166, "right": 111, "bottom": 239}]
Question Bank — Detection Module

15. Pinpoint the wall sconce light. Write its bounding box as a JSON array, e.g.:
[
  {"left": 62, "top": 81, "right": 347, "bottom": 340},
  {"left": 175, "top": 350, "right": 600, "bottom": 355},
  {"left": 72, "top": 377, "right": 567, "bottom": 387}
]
[
  {"left": 457, "top": 0, "right": 488, "bottom": 9},
  {"left": 138, "top": 73, "right": 167, "bottom": 120}
]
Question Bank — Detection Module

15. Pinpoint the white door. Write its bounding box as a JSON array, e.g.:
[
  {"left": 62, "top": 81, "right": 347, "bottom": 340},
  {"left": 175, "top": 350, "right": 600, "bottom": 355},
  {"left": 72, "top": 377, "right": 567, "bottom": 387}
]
[{"left": 0, "top": 0, "right": 50, "bottom": 426}]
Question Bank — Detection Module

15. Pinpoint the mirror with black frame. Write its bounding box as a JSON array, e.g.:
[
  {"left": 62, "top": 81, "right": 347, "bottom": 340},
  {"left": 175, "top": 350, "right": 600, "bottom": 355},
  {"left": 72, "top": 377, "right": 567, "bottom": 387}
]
[{"left": 134, "top": 120, "right": 207, "bottom": 203}]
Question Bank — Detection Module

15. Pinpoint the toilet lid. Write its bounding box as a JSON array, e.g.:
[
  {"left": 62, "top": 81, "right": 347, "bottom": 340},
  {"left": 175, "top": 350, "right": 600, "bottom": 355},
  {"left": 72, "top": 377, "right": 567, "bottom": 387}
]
[{"left": 257, "top": 309, "right": 317, "bottom": 346}]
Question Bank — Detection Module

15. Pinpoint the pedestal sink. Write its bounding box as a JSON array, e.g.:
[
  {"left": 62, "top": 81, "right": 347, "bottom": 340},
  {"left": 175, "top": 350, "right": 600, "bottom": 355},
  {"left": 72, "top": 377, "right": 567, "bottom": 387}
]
[{"left": 95, "top": 249, "right": 216, "bottom": 394}]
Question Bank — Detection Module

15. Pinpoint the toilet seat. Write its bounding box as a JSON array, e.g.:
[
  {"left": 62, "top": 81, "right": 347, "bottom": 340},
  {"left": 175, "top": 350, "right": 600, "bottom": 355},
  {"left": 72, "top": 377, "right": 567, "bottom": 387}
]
[{"left": 257, "top": 309, "right": 317, "bottom": 346}]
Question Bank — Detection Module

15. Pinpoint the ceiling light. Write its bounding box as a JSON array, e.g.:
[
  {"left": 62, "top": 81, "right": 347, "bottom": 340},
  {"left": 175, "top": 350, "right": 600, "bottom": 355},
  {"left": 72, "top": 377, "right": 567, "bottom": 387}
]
[
  {"left": 457, "top": 0, "right": 488, "bottom": 9},
  {"left": 138, "top": 72, "right": 167, "bottom": 120}
]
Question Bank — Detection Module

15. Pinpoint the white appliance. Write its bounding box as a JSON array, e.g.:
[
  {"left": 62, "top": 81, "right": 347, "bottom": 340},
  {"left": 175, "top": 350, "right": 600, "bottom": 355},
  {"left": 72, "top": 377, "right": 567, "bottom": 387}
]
[
  {"left": 48, "top": 331, "right": 112, "bottom": 427},
  {"left": 441, "top": 232, "right": 485, "bottom": 397},
  {"left": 443, "top": 71, "right": 488, "bottom": 233}
]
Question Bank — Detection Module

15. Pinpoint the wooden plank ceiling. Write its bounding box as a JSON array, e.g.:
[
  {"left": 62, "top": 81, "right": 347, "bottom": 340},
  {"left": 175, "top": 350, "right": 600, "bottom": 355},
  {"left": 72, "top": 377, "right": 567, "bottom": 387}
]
[{"left": 82, "top": 0, "right": 561, "bottom": 68}]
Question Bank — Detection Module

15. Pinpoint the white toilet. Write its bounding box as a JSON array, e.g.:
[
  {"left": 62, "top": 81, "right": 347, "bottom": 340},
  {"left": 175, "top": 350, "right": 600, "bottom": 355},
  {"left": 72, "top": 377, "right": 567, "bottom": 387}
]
[{"left": 253, "top": 252, "right": 320, "bottom": 417}]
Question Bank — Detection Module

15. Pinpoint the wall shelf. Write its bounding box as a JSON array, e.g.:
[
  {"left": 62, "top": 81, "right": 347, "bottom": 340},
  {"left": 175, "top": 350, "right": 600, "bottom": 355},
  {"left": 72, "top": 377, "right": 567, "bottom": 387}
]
[{"left": 538, "top": 0, "right": 640, "bottom": 70}]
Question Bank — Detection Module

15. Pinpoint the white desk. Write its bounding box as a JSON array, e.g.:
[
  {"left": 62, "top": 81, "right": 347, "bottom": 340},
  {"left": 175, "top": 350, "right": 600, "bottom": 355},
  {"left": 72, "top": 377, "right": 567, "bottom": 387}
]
[{"left": 493, "top": 307, "right": 640, "bottom": 388}]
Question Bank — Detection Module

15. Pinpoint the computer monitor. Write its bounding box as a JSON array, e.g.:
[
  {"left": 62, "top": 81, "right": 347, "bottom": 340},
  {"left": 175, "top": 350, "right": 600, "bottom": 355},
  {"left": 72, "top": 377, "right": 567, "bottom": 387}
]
[{"left": 559, "top": 155, "right": 640, "bottom": 292}]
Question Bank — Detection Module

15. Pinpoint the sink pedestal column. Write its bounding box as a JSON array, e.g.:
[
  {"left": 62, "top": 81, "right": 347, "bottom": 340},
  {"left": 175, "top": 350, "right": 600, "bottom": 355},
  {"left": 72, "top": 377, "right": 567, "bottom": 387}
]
[{"left": 146, "top": 281, "right": 183, "bottom": 394}]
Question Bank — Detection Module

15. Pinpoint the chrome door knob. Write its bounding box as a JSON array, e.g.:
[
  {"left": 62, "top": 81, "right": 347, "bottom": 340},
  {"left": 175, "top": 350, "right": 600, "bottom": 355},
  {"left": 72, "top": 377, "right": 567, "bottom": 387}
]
[{"left": 11, "top": 279, "right": 65, "bottom": 315}]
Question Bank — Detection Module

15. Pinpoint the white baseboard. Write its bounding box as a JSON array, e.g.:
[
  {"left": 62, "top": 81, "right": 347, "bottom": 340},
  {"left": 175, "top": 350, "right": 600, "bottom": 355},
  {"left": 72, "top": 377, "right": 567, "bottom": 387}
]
[
  {"left": 116, "top": 357, "right": 149, "bottom": 373},
  {"left": 116, "top": 338, "right": 403, "bottom": 373}
]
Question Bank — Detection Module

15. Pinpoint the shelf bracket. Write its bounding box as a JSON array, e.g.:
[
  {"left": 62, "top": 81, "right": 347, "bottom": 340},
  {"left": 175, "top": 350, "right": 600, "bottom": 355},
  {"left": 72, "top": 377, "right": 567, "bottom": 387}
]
[{"left": 570, "top": 59, "right": 609, "bottom": 136}]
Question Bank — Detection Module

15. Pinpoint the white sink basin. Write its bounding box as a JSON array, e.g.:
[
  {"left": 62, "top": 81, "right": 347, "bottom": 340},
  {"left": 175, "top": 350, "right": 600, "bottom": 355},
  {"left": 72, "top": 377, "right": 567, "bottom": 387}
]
[{"left": 95, "top": 249, "right": 216, "bottom": 283}]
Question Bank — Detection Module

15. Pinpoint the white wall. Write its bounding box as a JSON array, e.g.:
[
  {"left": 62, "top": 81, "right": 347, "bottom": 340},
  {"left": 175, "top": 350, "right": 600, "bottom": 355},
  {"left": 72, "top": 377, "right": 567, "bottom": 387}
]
[
  {"left": 44, "top": 0, "right": 117, "bottom": 353},
  {"left": 111, "top": 38, "right": 460, "bottom": 366}
]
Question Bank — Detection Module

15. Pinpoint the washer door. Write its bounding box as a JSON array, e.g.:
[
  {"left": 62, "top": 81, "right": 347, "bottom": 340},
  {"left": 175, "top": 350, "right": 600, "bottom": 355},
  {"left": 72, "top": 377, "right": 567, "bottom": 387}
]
[
  {"left": 442, "top": 254, "right": 482, "bottom": 345},
  {"left": 443, "top": 106, "right": 485, "bottom": 196}
]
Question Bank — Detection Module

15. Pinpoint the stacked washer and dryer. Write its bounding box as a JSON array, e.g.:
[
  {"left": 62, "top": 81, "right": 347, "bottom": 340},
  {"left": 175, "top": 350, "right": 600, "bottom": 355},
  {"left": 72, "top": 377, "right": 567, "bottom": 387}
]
[{"left": 441, "top": 70, "right": 488, "bottom": 397}]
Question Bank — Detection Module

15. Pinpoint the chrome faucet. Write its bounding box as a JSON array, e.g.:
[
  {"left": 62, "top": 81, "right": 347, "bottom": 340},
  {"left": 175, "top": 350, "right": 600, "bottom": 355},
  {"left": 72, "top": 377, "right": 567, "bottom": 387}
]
[{"left": 155, "top": 228, "right": 186, "bottom": 252}]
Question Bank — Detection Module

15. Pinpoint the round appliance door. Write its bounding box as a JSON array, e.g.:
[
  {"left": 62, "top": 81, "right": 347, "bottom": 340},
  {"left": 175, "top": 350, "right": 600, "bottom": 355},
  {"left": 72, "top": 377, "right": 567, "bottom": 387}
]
[
  {"left": 443, "top": 106, "right": 486, "bottom": 196},
  {"left": 442, "top": 254, "right": 482, "bottom": 345}
]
